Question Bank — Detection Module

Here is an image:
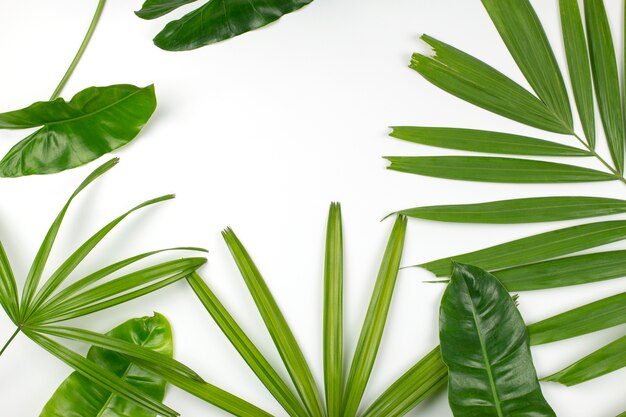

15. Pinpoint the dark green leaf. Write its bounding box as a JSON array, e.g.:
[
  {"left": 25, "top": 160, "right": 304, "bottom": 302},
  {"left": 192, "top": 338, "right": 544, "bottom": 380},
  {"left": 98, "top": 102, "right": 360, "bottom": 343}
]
[
  {"left": 385, "top": 156, "right": 616, "bottom": 183},
  {"left": 440, "top": 263, "right": 555, "bottom": 417},
  {"left": 419, "top": 220, "right": 626, "bottom": 276},
  {"left": 324, "top": 202, "right": 343, "bottom": 417},
  {"left": 411, "top": 35, "right": 571, "bottom": 134},
  {"left": 560, "top": 0, "right": 596, "bottom": 145},
  {"left": 342, "top": 215, "right": 407, "bottom": 417},
  {"left": 38, "top": 314, "right": 174, "bottom": 417},
  {"left": 389, "top": 127, "right": 590, "bottom": 156},
  {"left": 361, "top": 347, "right": 447, "bottom": 417},
  {"left": 223, "top": 228, "right": 325, "bottom": 417},
  {"left": 142, "top": 0, "right": 313, "bottom": 51},
  {"left": 0, "top": 85, "right": 156, "bottom": 177},
  {"left": 544, "top": 334, "right": 626, "bottom": 386},
  {"left": 187, "top": 272, "right": 306, "bottom": 417},
  {"left": 393, "top": 196, "right": 626, "bottom": 224},
  {"left": 585, "top": 0, "right": 624, "bottom": 172},
  {"left": 495, "top": 250, "right": 626, "bottom": 291},
  {"left": 0, "top": 242, "right": 19, "bottom": 322},
  {"left": 528, "top": 291, "right": 626, "bottom": 345},
  {"left": 481, "top": 0, "right": 573, "bottom": 130}
]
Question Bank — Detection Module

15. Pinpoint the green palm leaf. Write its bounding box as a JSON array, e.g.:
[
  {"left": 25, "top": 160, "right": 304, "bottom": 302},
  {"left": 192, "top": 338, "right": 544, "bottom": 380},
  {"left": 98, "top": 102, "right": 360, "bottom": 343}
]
[{"left": 0, "top": 242, "right": 19, "bottom": 322}]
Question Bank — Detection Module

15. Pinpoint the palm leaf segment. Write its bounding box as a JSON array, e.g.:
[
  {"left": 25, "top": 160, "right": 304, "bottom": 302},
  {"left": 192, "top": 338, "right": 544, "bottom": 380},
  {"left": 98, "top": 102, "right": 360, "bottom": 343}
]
[{"left": 386, "top": 0, "right": 626, "bottom": 411}]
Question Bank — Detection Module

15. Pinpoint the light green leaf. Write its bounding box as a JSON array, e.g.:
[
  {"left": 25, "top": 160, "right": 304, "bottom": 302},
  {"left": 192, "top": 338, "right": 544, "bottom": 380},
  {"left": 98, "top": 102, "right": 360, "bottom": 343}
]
[
  {"left": 223, "top": 228, "right": 325, "bottom": 417},
  {"left": 385, "top": 156, "right": 616, "bottom": 183},
  {"left": 440, "top": 263, "right": 555, "bottom": 417},
  {"left": 0, "top": 85, "right": 156, "bottom": 177},
  {"left": 342, "top": 215, "right": 407, "bottom": 417},
  {"left": 390, "top": 127, "right": 589, "bottom": 156},
  {"left": 392, "top": 196, "right": 626, "bottom": 224},
  {"left": 419, "top": 220, "right": 626, "bottom": 276},
  {"left": 411, "top": 35, "right": 571, "bottom": 134},
  {"left": 481, "top": 0, "right": 572, "bottom": 130},
  {"left": 0, "top": 242, "right": 19, "bottom": 322},
  {"left": 324, "top": 202, "right": 343, "bottom": 417},
  {"left": 560, "top": 0, "right": 596, "bottom": 145},
  {"left": 38, "top": 314, "right": 174, "bottom": 417}
]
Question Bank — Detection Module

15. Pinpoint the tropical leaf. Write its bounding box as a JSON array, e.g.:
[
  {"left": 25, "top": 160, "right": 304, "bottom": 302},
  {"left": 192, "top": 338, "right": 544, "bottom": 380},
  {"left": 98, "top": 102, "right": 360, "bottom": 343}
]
[
  {"left": 0, "top": 242, "right": 19, "bottom": 323},
  {"left": 0, "top": 85, "right": 156, "bottom": 177},
  {"left": 136, "top": 0, "right": 313, "bottom": 51},
  {"left": 39, "top": 314, "right": 173, "bottom": 417},
  {"left": 440, "top": 263, "right": 555, "bottom": 417}
]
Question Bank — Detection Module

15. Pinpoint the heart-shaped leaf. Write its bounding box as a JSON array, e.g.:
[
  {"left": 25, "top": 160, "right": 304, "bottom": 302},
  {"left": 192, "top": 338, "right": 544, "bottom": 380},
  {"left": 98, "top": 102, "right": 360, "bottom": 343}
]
[
  {"left": 39, "top": 313, "right": 173, "bottom": 417},
  {"left": 0, "top": 84, "right": 156, "bottom": 177}
]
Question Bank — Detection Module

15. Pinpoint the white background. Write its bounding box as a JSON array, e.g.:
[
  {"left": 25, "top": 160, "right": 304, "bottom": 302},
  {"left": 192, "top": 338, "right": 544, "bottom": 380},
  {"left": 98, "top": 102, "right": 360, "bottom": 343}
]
[{"left": 1, "top": 0, "right": 626, "bottom": 416}]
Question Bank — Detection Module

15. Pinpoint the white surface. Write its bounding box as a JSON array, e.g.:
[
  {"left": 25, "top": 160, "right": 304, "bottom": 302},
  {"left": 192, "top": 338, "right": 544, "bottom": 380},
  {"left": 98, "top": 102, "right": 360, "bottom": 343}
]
[{"left": 1, "top": 0, "right": 625, "bottom": 415}]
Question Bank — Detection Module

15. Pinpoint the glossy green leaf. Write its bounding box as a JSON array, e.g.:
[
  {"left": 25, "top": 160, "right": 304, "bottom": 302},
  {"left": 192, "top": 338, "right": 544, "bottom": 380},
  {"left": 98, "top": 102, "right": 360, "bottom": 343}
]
[
  {"left": 138, "top": 0, "right": 313, "bottom": 51},
  {"left": 342, "top": 215, "right": 407, "bottom": 417},
  {"left": 495, "top": 250, "right": 626, "bottom": 291},
  {"left": 0, "top": 242, "right": 19, "bottom": 322},
  {"left": 585, "top": 0, "right": 624, "bottom": 172},
  {"left": 324, "top": 202, "right": 343, "bottom": 417},
  {"left": 392, "top": 196, "right": 626, "bottom": 224},
  {"left": 440, "top": 263, "right": 555, "bottom": 417},
  {"left": 38, "top": 314, "right": 174, "bottom": 417},
  {"left": 420, "top": 220, "right": 626, "bottom": 276},
  {"left": 411, "top": 35, "right": 571, "bottom": 134},
  {"left": 545, "top": 334, "right": 626, "bottom": 386},
  {"left": 385, "top": 156, "right": 616, "bottom": 183},
  {"left": 187, "top": 272, "right": 306, "bottom": 417},
  {"left": 528, "top": 291, "right": 626, "bottom": 345},
  {"left": 223, "top": 228, "right": 325, "bottom": 417},
  {"left": 0, "top": 85, "right": 156, "bottom": 177},
  {"left": 389, "top": 127, "right": 590, "bottom": 156},
  {"left": 481, "top": 0, "right": 572, "bottom": 130},
  {"left": 27, "top": 330, "right": 177, "bottom": 417},
  {"left": 560, "top": 0, "right": 596, "bottom": 145},
  {"left": 361, "top": 347, "right": 447, "bottom": 417}
]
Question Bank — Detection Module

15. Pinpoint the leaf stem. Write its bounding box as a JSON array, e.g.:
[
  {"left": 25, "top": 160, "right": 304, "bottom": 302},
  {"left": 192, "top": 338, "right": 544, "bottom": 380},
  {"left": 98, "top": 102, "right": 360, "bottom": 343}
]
[
  {"left": 0, "top": 328, "right": 20, "bottom": 357},
  {"left": 571, "top": 132, "right": 626, "bottom": 185},
  {"left": 50, "top": 0, "right": 106, "bottom": 100}
]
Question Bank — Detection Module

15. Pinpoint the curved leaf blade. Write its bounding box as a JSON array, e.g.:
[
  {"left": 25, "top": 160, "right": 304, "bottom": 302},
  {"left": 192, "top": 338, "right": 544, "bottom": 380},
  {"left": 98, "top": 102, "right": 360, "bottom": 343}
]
[
  {"left": 38, "top": 314, "right": 174, "bottom": 417},
  {"left": 0, "top": 85, "right": 156, "bottom": 177},
  {"left": 411, "top": 35, "right": 571, "bottom": 134},
  {"left": 0, "top": 242, "right": 19, "bottom": 322},
  {"left": 440, "top": 263, "right": 555, "bottom": 417},
  {"left": 385, "top": 156, "right": 617, "bottom": 183},
  {"left": 390, "top": 127, "right": 590, "bottom": 156},
  {"left": 393, "top": 196, "right": 626, "bottom": 224},
  {"left": 135, "top": 0, "right": 198, "bottom": 19}
]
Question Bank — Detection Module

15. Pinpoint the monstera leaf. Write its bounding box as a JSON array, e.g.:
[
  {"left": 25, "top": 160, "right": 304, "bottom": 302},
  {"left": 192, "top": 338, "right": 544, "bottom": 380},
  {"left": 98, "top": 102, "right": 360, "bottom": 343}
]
[
  {"left": 440, "top": 264, "right": 555, "bottom": 417},
  {"left": 136, "top": 0, "right": 314, "bottom": 51},
  {"left": 0, "top": 85, "right": 156, "bottom": 177},
  {"left": 40, "top": 314, "right": 173, "bottom": 417}
]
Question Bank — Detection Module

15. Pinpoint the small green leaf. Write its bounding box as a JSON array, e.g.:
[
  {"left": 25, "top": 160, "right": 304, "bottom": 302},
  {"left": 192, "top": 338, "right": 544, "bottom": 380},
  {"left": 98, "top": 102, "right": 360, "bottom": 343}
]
[
  {"left": 585, "top": 0, "right": 624, "bottom": 172},
  {"left": 385, "top": 156, "right": 616, "bottom": 183},
  {"left": 481, "top": 0, "right": 572, "bottom": 130},
  {"left": 141, "top": 0, "right": 313, "bottom": 51},
  {"left": 342, "top": 215, "right": 407, "bottom": 417},
  {"left": 440, "top": 263, "right": 555, "bottom": 417},
  {"left": 0, "top": 85, "right": 156, "bottom": 177},
  {"left": 411, "top": 35, "right": 571, "bottom": 134},
  {"left": 0, "top": 242, "right": 19, "bottom": 323},
  {"left": 324, "top": 202, "right": 343, "bottom": 417},
  {"left": 390, "top": 127, "right": 590, "bottom": 156},
  {"left": 545, "top": 334, "right": 626, "bottom": 386},
  {"left": 560, "top": 0, "right": 596, "bottom": 145},
  {"left": 187, "top": 272, "right": 306, "bottom": 417},
  {"left": 38, "top": 314, "right": 174, "bottom": 417},
  {"left": 393, "top": 196, "right": 626, "bottom": 224},
  {"left": 419, "top": 220, "right": 626, "bottom": 276},
  {"left": 223, "top": 228, "right": 325, "bottom": 417}
]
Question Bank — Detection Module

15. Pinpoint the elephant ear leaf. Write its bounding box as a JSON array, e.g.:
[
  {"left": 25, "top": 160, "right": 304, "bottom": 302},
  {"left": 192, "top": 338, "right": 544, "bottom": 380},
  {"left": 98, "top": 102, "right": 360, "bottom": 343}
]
[
  {"left": 136, "top": 0, "right": 313, "bottom": 51},
  {"left": 439, "top": 263, "right": 555, "bottom": 417},
  {"left": 39, "top": 313, "right": 173, "bottom": 417},
  {"left": 0, "top": 84, "right": 156, "bottom": 177}
]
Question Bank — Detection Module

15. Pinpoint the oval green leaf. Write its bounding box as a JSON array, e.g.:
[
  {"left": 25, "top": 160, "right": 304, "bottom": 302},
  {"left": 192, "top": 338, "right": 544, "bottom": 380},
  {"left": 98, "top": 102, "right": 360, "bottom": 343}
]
[
  {"left": 39, "top": 313, "right": 173, "bottom": 417},
  {"left": 0, "top": 84, "right": 156, "bottom": 177},
  {"left": 440, "top": 263, "right": 555, "bottom": 417}
]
